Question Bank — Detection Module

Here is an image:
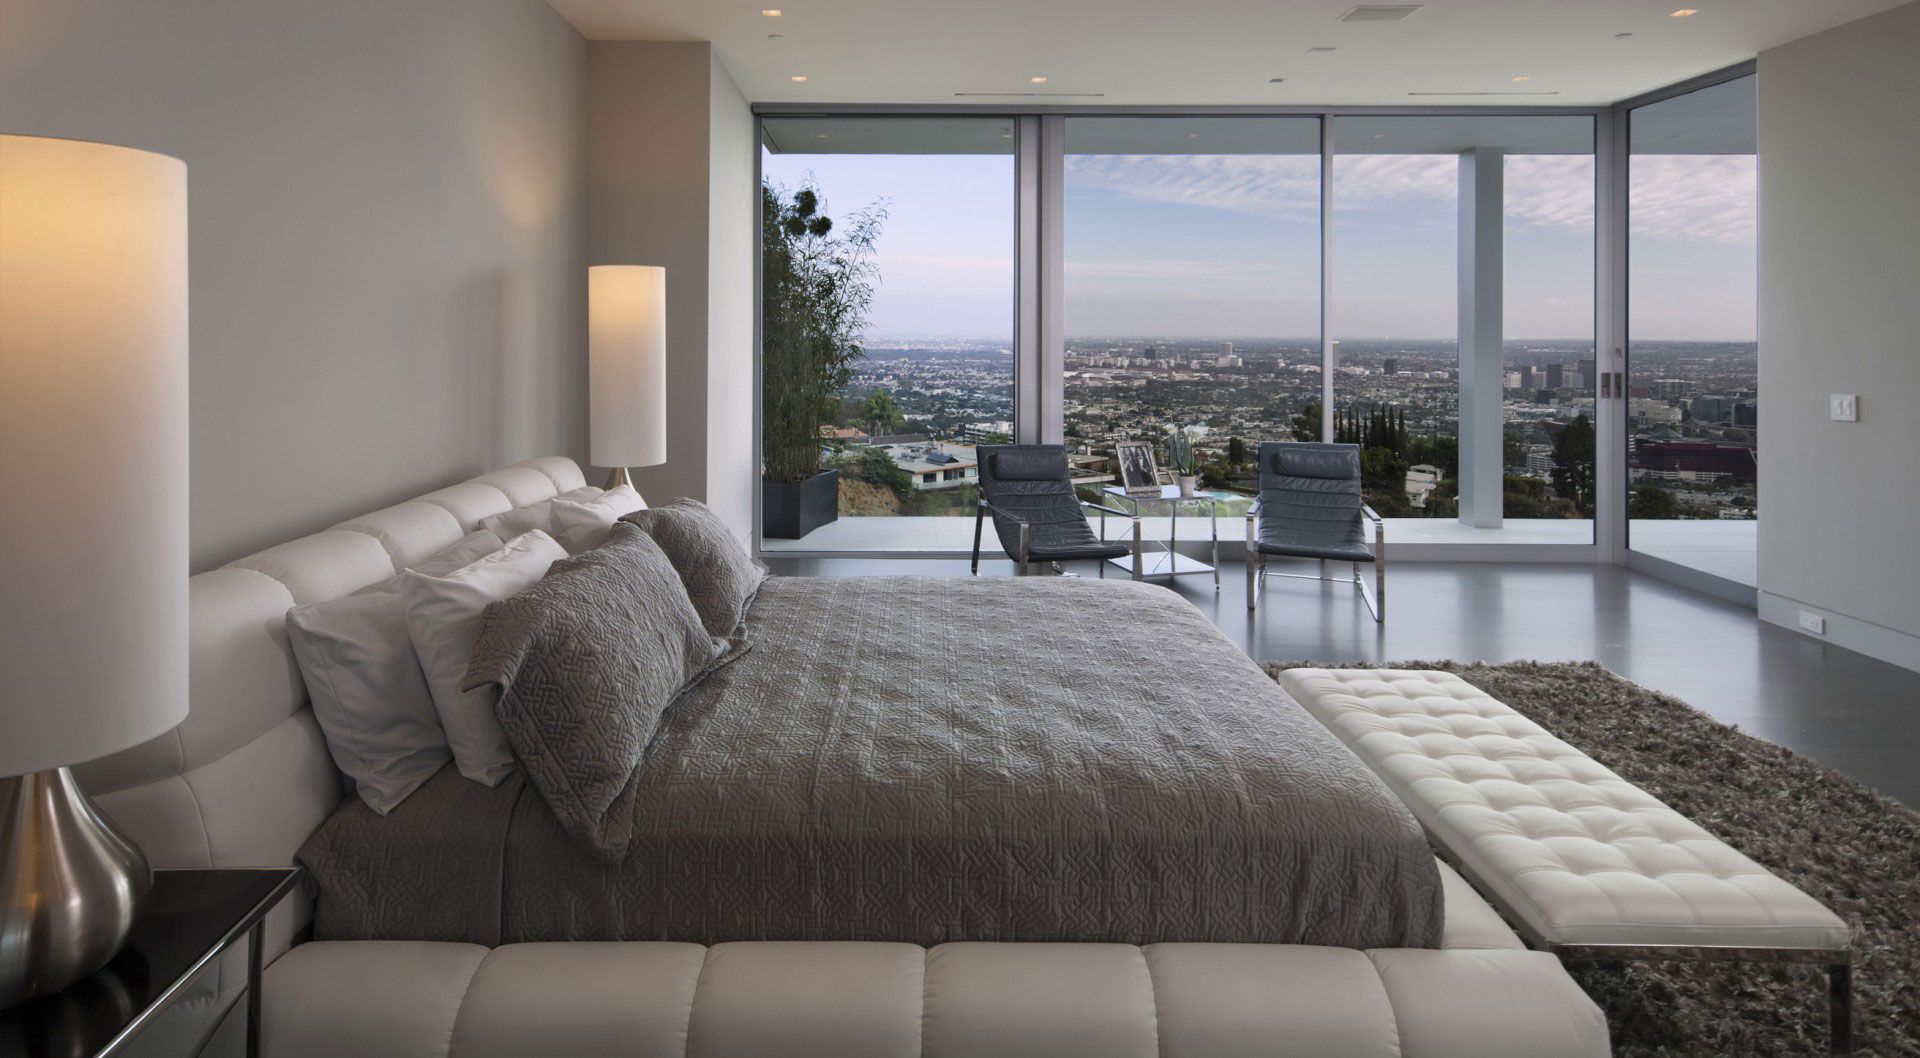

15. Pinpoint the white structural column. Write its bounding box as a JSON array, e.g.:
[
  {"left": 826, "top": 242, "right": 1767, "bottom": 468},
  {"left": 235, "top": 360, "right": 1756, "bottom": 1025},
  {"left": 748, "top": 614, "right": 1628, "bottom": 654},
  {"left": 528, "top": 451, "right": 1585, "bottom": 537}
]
[{"left": 1457, "top": 147, "right": 1505, "bottom": 529}]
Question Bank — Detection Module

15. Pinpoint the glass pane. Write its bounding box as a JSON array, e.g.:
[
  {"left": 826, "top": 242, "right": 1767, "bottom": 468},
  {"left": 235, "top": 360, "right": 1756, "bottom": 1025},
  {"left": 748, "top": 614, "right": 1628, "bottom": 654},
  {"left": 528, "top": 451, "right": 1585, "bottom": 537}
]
[
  {"left": 1062, "top": 116, "right": 1320, "bottom": 514},
  {"left": 1331, "top": 115, "right": 1595, "bottom": 541},
  {"left": 760, "top": 117, "right": 1015, "bottom": 546},
  {"left": 1626, "top": 76, "right": 1758, "bottom": 585}
]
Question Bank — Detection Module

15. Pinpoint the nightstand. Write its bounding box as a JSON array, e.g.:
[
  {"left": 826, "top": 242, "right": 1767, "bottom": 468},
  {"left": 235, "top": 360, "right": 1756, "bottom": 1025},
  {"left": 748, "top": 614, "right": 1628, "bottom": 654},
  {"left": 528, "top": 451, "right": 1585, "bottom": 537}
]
[{"left": 0, "top": 867, "right": 303, "bottom": 1058}]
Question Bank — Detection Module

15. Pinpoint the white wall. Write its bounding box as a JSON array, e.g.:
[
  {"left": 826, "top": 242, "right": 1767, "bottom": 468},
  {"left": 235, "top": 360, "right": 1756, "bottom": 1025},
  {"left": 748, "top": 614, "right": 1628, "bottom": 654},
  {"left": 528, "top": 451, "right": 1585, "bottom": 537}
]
[
  {"left": 706, "top": 57, "right": 757, "bottom": 538},
  {"left": 0, "top": 0, "right": 589, "bottom": 570},
  {"left": 1756, "top": 1, "right": 1920, "bottom": 670},
  {"left": 584, "top": 41, "right": 755, "bottom": 537}
]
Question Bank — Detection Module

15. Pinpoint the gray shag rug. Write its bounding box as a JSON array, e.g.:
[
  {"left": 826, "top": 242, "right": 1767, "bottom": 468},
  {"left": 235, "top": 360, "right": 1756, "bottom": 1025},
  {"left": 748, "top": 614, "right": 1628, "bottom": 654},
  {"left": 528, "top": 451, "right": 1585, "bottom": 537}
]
[{"left": 1263, "top": 660, "right": 1920, "bottom": 1058}]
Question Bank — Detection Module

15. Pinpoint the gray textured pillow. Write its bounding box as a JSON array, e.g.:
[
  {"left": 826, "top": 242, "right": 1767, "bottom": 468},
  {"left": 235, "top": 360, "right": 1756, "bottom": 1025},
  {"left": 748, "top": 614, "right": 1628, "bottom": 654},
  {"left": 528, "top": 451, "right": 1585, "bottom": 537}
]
[
  {"left": 462, "top": 522, "right": 731, "bottom": 861},
  {"left": 621, "top": 499, "right": 765, "bottom": 637}
]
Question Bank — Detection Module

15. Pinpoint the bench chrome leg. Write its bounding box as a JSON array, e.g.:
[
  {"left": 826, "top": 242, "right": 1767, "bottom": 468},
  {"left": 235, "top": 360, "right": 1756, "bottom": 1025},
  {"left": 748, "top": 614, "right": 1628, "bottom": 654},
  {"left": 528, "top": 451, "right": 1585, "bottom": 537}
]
[{"left": 1829, "top": 962, "right": 1852, "bottom": 1056}]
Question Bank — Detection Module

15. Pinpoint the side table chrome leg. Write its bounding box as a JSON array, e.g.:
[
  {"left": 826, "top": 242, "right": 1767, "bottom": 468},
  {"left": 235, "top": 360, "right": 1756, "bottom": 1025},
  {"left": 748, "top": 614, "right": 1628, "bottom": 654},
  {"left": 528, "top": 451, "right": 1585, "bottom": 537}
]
[{"left": 246, "top": 919, "right": 264, "bottom": 1058}]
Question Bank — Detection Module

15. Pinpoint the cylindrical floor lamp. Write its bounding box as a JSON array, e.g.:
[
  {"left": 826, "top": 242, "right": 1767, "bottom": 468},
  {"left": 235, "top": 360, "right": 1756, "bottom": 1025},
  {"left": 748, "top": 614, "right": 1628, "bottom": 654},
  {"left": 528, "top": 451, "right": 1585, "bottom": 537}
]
[
  {"left": 0, "top": 135, "right": 190, "bottom": 1008},
  {"left": 588, "top": 265, "right": 667, "bottom": 489}
]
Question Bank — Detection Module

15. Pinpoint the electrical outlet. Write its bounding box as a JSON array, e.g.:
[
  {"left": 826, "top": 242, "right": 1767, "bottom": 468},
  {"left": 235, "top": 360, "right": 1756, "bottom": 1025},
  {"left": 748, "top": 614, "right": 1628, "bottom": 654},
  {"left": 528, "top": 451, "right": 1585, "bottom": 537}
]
[
  {"left": 1830, "top": 394, "right": 1858, "bottom": 422},
  {"left": 1798, "top": 611, "right": 1826, "bottom": 636}
]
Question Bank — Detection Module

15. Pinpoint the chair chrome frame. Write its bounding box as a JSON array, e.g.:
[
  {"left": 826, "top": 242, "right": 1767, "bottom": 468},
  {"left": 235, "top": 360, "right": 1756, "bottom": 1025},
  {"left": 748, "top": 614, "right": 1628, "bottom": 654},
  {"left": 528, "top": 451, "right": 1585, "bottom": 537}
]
[
  {"left": 972, "top": 499, "right": 1144, "bottom": 580},
  {"left": 1245, "top": 501, "right": 1386, "bottom": 621}
]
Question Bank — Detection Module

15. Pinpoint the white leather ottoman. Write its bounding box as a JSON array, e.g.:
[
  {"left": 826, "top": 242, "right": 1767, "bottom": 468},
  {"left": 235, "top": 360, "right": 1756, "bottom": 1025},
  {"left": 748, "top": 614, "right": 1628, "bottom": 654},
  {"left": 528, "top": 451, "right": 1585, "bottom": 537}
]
[{"left": 1280, "top": 667, "right": 1855, "bottom": 1055}]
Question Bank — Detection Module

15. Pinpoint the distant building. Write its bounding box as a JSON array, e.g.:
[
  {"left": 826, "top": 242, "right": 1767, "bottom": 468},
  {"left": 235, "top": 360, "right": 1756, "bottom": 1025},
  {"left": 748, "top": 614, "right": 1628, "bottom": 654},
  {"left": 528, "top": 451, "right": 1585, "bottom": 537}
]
[
  {"left": 880, "top": 440, "right": 979, "bottom": 491},
  {"left": 1525, "top": 445, "right": 1555, "bottom": 478},
  {"left": 1628, "top": 398, "right": 1683, "bottom": 425},
  {"left": 1579, "top": 358, "right": 1597, "bottom": 390},
  {"left": 1544, "top": 363, "right": 1564, "bottom": 389},
  {"left": 1405, "top": 464, "right": 1443, "bottom": 508},
  {"left": 963, "top": 421, "right": 1013, "bottom": 443},
  {"left": 822, "top": 425, "right": 869, "bottom": 445},
  {"left": 1690, "top": 394, "right": 1744, "bottom": 423},
  {"left": 867, "top": 432, "right": 929, "bottom": 447},
  {"left": 1634, "top": 441, "right": 1757, "bottom": 481},
  {"left": 1382, "top": 357, "right": 1399, "bottom": 376}
]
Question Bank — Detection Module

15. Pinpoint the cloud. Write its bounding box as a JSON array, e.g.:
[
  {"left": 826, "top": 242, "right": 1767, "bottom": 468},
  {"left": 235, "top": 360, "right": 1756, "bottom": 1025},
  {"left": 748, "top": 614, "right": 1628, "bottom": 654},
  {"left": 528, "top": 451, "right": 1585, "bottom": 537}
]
[
  {"left": 1629, "top": 155, "right": 1756, "bottom": 245},
  {"left": 1064, "top": 151, "right": 1754, "bottom": 245}
]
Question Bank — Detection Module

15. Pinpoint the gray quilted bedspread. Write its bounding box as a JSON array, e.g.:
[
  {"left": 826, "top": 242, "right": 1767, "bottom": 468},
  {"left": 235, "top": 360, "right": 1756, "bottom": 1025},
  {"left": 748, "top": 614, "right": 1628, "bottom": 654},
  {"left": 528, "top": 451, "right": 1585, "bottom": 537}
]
[{"left": 299, "top": 576, "right": 1442, "bottom": 948}]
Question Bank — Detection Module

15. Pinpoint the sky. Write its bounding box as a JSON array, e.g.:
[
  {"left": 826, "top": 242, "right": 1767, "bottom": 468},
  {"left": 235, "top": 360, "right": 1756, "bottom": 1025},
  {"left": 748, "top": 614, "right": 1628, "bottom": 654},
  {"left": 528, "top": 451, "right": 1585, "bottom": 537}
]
[{"left": 762, "top": 145, "right": 1756, "bottom": 343}]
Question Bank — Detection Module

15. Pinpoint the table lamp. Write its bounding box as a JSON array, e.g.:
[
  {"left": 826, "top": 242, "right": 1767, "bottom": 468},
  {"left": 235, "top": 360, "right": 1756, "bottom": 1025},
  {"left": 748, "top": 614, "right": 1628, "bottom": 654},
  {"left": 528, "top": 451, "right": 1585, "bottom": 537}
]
[
  {"left": 0, "top": 135, "right": 190, "bottom": 1009},
  {"left": 588, "top": 265, "right": 667, "bottom": 489}
]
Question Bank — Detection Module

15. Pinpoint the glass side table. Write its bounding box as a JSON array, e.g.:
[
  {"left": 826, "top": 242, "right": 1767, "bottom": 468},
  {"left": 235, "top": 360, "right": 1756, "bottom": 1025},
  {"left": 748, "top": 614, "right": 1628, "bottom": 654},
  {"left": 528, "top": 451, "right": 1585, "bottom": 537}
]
[
  {"left": 0, "top": 866, "right": 303, "bottom": 1058},
  {"left": 1099, "top": 484, "right": 1228, "bottom": 587}
]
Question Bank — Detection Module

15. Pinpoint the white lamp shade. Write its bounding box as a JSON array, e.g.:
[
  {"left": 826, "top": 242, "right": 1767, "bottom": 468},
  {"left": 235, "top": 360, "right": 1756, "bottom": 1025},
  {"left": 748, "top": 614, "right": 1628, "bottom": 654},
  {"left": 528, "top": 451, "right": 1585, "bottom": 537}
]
[
  {"left": 0, "top": 135, "right": 189, "bottom": 775},
  {"left": 588, "top": 265, "right": 667, "bottom": 469}
]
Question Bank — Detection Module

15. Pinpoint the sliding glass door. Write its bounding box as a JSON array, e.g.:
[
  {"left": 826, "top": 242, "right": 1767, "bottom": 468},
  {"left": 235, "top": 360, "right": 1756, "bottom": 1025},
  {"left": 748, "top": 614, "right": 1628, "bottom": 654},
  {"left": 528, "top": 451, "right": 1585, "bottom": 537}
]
[
  {"left": 1330, "top": 115, "right": 1595, "bottom": 542},
  {"left": 759, "top": 117, "right": 1015, "bottom": 550},
  {"left": 1062, "top": 117, "right": 1321, "bottom": 509},
  {"left": 1623, "top": 75, "right": 1759, "bottom": 586}
]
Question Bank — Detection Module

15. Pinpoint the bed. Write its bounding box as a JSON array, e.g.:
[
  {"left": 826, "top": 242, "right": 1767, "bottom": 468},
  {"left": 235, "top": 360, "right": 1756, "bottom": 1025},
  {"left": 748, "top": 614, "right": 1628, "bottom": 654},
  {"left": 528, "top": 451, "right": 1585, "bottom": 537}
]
[
  {"left": 299, "top": 574, "right": 1441, "bottom": 949},
  {"left": 74, "top": 457, "right": 1609, "bottom": 1057}
]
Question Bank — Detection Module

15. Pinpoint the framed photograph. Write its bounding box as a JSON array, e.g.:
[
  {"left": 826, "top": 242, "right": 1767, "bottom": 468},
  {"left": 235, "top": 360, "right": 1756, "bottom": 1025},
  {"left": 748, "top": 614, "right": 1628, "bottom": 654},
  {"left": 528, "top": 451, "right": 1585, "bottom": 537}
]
[{"left": 1115, "top": 441, "right": 1161, "bottom": 497}]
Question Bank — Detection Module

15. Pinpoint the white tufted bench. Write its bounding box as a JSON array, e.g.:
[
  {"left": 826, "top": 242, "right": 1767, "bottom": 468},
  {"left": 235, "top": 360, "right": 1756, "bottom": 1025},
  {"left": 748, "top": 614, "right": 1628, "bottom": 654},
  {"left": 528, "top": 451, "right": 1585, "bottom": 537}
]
[
  {"left": 1279, "top": 667, "right": 1855, "bottom": 1055},
  {"left": 194, "top": 861, "right": 1609, "bottom": 1058}
]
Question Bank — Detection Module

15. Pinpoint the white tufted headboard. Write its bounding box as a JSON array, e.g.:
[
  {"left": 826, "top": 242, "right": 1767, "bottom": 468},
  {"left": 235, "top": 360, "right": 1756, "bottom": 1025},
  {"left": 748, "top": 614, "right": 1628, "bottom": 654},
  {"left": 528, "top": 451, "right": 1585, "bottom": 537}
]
[{"left": 74, "top": 457, "right": 589, "bottom": 965}]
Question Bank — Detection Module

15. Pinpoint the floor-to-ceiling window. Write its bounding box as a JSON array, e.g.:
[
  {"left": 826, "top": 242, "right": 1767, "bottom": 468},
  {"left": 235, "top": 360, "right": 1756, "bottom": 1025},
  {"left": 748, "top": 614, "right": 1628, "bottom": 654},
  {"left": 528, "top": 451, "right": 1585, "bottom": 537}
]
[
  {"left": 1330, "top": 115, "right": 1595, "bottom": 543},
  {"left": 1624, "top": 75, "right": 1758, "bottom": 586},
  {"left": 1062, "top": 117, "right": 1321, "bottom": 513},
  {"left": 760, "top": 117, "right": 1015, "bottom": 549}
]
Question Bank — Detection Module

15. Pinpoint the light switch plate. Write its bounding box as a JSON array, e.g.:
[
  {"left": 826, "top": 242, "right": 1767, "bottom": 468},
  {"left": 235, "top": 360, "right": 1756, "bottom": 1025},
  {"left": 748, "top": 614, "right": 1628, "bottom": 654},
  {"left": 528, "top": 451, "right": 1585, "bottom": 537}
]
[{"left": 1830, "top": 394, "right": 1858, "bottom": 422}]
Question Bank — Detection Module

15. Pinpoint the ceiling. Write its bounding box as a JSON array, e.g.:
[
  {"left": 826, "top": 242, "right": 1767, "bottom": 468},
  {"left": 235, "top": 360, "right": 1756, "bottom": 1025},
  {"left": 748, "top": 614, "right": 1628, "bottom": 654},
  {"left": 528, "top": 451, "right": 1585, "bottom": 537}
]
[{"left": 544, "top": 0, "right": 1903, "bottom": 107}]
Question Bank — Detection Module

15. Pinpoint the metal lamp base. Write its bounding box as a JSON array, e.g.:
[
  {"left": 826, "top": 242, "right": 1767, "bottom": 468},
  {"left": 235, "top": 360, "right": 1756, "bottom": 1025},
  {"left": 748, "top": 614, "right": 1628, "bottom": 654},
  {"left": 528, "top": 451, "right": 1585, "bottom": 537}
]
[
  {"left": 1, "top": 767, "right": 151, "bottom": 1010},
  {"left": 605, "top": 466, "right": 632, "bottom": 490}
]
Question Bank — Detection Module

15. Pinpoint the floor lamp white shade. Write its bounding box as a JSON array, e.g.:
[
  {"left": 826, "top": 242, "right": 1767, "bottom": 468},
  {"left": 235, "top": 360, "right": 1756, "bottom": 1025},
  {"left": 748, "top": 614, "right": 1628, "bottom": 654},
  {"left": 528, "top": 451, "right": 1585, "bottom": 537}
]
[
  {"left": 588, "top": 265, "right": 667, "bottom": 470},
  {"left": 0, "top": 135, "right": 190, "bottom": 776}
]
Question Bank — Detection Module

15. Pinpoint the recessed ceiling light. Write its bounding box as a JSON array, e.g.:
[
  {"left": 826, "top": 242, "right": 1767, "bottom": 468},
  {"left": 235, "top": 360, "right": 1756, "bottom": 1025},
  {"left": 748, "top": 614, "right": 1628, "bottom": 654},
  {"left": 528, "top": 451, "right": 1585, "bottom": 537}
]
[
  {"left": 767, "top": 33, "right": 784, "bottom": 39},
  {"left": 816, "top": 133, "right": 828, "bottom": 139},
  {"left": 1614, "top": 31, "right": 1633, "bottom": 38},
  {"left": 1308, "top": 46, "right": 1337, "bottom": 53},
  {"left": 1268, "top": 77, "right": 1287, "bottom": 83},
  {"left": 1512, "top": 75, "right": 1531, "bottom": 82},
  {"left": 1338, "top": 4, "right": 1422, "bottom": 23},
  {"left": 790, "top": 75, "right": 808, "bottom": 83},
  {"left": 1670, "top": 8, "right": 1698, "bottom": 16},
  {"left": 1030, "top": 76, "right": 1048, "bottom": 84},
  {"left": 762, "top": 9, "right": 782, "bottom": 16},
  {"left": 1187, "top": 132, "right": 1199, "bottom": 139}
]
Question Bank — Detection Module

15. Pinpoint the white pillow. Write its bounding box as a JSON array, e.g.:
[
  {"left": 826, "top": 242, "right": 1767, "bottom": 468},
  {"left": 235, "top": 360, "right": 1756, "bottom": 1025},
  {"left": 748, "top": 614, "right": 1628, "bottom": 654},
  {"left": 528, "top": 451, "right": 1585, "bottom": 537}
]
[
  {"left": 548, "top": 483, "right": 647, "bottom": 554},
  {"left": 401, "top": 530, "right": 566, "bottom": 786},
  {"left": 287, "top": 529, "right": 503, "bottom": 815},
  {"left": 478, "top": 486, "right": 602, "bottom": 542}
]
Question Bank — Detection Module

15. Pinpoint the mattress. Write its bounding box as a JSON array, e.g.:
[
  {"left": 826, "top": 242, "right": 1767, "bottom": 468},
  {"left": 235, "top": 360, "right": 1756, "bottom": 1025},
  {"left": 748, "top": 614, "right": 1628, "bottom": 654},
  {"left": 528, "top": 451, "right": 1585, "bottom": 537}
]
[{"left": 298, "top": 575, "right": 1442, "bottom": 949}]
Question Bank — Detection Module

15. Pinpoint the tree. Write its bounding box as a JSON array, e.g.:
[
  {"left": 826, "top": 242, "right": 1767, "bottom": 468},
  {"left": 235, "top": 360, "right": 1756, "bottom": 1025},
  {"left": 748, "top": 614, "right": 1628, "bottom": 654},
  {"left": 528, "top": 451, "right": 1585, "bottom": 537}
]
[
  {"left": 761, "top": 182, "right": 886, "bottom": 485},
  {"left": 1628, "top": 481, "right": 1680, "bottom": 519},
  {"left": 861, "top": 388, "right": 906, "bottom": 434},
  {"left": 834, "top": 446, "right": 910, "bottom": 498},
  {"left": 1227, "top": 436, "right": 1248, "bottom": 467},
  {"left": 1291, "top": 404, "right": 1322, "bottom": 443},
  {"left": 1551, "top": 413, "right": 1597, "bottom": 515}
]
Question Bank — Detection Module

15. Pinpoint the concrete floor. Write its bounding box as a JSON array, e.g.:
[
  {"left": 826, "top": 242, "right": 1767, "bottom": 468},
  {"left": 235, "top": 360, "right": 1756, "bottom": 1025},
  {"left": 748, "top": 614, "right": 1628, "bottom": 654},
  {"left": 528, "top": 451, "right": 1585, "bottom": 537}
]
[{"left": 763, "top": 554, "right": 1920, "bottom": 807}]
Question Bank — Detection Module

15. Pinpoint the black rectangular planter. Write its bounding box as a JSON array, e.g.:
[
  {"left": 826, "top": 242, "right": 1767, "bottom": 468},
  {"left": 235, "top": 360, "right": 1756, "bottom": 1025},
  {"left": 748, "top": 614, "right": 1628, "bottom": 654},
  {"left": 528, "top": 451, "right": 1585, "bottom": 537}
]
[{"left": 762, "top": 469, "right": 840, "bottom": 539}]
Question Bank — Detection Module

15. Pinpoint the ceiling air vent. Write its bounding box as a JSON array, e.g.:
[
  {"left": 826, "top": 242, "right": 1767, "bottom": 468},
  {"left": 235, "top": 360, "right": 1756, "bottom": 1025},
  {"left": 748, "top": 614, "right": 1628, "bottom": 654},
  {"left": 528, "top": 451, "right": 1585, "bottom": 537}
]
[{"left": 1338, "top": 5, "right": 1422, "bottom": 22}]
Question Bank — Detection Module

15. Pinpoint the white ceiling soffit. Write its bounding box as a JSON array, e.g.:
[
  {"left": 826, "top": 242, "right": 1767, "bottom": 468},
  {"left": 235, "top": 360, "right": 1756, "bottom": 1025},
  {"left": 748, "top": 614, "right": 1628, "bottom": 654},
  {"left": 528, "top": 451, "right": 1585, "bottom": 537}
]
[
  {"left": 763, "top": 114, "right": 1608, "bottom": 156},
  {"left": 546, "top": 0, "right": 1903, "bottom": 107}
]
